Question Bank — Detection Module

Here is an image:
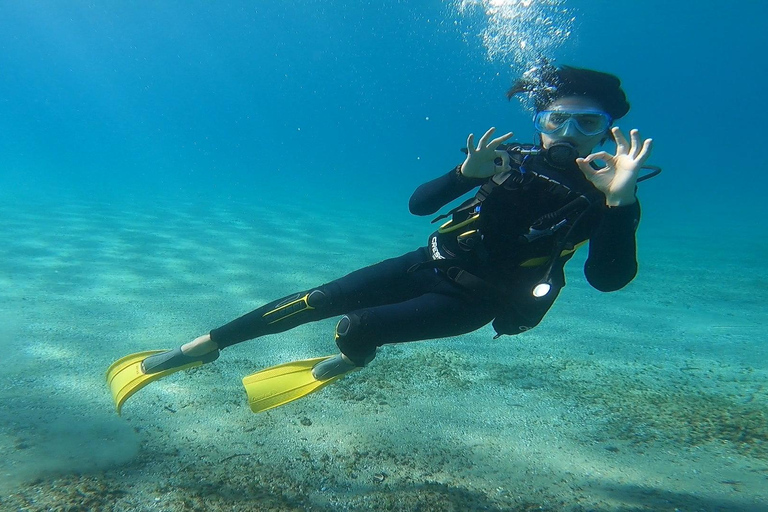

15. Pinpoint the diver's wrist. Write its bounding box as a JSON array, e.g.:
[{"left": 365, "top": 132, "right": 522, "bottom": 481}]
[
  {"left": 455, "top": 164, "right": 471, "bottom": 181},
  {"left": 605, "top": 194, "right": 636, "bottom": 207}
]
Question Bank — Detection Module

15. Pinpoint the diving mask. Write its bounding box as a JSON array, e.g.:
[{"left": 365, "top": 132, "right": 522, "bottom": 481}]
[{"left": 534, "top": 110, "right": 612, "bottom": 136}]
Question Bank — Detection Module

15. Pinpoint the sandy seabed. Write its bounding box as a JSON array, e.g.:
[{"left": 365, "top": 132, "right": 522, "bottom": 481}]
[{"left": 0, "top": 196, "right": 766, "bottom": 511}]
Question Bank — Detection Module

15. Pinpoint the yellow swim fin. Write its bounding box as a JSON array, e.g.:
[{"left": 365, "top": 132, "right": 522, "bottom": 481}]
[
  {"left": 106, "top": 348, "right": 219, "bottom": 415},
  {"left": 242, "top": 355, "right": 356, "bottom": 413}
]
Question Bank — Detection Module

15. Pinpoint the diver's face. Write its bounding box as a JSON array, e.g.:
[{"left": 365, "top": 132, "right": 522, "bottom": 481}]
[{"left": 538, "top": 96, "right": 611, "bottom": 157}]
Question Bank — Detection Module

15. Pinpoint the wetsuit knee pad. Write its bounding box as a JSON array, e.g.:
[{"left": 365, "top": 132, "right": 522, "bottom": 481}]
[
  {"left": 306, "top": 289, "right": 328, "bottom": 308},
  {"left": 334, "top": 313, "right": 377, "bottom": 367}
]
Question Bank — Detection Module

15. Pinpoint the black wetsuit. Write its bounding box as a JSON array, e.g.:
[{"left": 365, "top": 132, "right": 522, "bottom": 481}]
[{"left": 209, "top": 151, "right": 640, "bottom": 365}]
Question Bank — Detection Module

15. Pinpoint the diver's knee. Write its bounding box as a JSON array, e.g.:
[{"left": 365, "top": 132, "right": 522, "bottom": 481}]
[
  {"left": 306, "top": 288, "right": 328, "bottom": 308},
  {"left": 334, "top": 313, "right": 377, "bottom": 367}
]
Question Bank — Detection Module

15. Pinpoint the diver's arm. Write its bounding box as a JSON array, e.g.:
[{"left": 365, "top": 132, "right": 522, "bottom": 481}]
[
  {"left": 410, "top": 128, "right": 512, "bottom": 216},
  {"left": 583, "top": 201, "right": 641, "bottom": 292},
  {"left": 409, "top": 165, "right": 483, "bottom": 216}
]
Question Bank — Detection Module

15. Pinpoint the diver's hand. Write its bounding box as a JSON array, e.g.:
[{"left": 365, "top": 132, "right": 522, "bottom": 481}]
[
  {"left": 576, "top": 127, "right": 653, "bottom": 207},
  {"left": 461, "top": 127, "right": 514, "bottom": 178}
]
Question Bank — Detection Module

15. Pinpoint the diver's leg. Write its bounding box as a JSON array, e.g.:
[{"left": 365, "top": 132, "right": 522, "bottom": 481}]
[
  {"left": 209, "top": 288, "right": 340, "bottom": 349},
  {"left": 111, "top": 251, "right": 435, "bottom": 413},
  {"left": 323, "top": 248, "right": 434, "bottom": 312},
  {"left": 238, "top": 278, "right": 492, "bottom": 414},
  {"left": 208, "top": 248, "right": 432, "bottom": 350},
  {"left": 160, "top": 288, "right": 335, "bottom": 360},
  {"left": 137, "top": 287, "right": 341, "bottom": 380},
  {"left": 328, "top": 274, "right": 498, "bottom": 368},
  {"left": 234, "top": 263, "right": 499, "bottom": 412}
]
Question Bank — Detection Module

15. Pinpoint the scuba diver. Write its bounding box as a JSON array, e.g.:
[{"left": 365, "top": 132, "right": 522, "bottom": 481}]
[{"left": 107, "top": 63, "right": 656, "bottom": 414}]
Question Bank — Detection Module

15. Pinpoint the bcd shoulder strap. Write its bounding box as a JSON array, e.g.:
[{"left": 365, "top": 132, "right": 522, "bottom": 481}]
[{"left": 431, "top": 169, "right": 518, "bottom": 224}]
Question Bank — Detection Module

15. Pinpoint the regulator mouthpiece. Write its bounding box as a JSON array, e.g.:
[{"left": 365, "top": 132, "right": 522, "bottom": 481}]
[{"left": 544, "top": 141, "right": 578, "bottom": 168}]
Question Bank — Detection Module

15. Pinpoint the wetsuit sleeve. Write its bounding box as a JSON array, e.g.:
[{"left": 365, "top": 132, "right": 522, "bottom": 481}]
[
  {"left": 409, "top": 165, "right": 484, "bottom": 216},
  {"left": 584, "top": 201, "right": 641, "bottom": 292}
]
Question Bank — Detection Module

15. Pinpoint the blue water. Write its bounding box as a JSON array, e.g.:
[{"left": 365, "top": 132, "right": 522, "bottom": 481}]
[
  {"left": 3, "top": 1, "right": 765, "bottom": 222},
  {"left": 1, "top": 1, "right": 767, "bottom": 510}
]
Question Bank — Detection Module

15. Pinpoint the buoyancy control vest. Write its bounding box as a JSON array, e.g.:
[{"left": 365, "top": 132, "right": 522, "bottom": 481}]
[
  {"left": 417, "top": 143, "right": 661, "bottom": 337},
  {"left": 428, "top": 143, "right": 600, "bottom": 271}
]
